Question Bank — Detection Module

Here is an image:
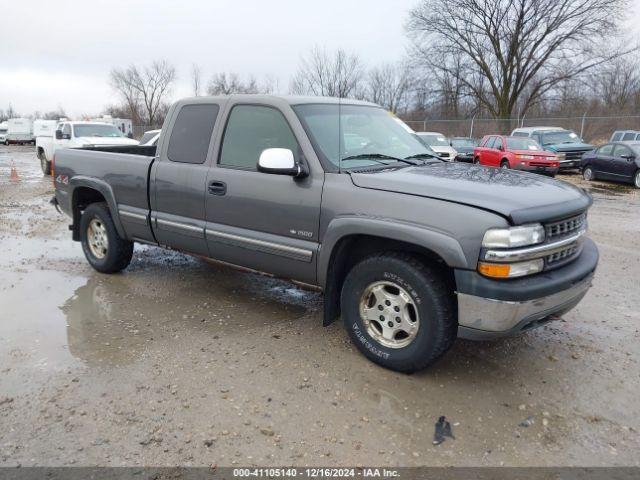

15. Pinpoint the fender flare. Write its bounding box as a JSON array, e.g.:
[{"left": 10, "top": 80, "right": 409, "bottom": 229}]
[
  {"left": 317, "top": 216, "right": 470, "bottom": 288},
  {"left": 69, "top": 176, "right": 126, "bottom": 239}
]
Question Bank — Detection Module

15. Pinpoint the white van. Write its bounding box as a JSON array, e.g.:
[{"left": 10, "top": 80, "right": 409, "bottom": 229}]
[{"left": 6, "top": 118, "right": 34, "bottom": 145}]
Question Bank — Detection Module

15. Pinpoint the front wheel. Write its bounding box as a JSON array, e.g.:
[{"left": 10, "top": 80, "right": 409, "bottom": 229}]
[
  {"left": 341, "top": 253, "right": 456, "bottom": 373},
  {"left": 80, "top": 202, "right": 133, "bottom": 273},
  {"left": 634, "top": 170, "right": 640, "bottom": 189},
  {"left": 500, "top": 160, "right": 510, "bottom": 169}
]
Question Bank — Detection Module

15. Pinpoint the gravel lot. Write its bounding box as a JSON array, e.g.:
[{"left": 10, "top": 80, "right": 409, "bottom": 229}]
[{"left": 0, "top": 145, "right": 638, "bottom": 467}]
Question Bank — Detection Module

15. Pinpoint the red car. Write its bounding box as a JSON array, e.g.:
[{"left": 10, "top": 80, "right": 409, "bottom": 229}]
[{"left": 473, "top": 135, "right": 560, "bottom": 176}]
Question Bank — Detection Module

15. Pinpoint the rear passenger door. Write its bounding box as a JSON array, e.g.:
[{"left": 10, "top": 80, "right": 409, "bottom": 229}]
[
  {"left": 150, "top": 102, "right": 222, "bottom": 255},
  {"left": 203, "top": 102, "right": 323, "bottom": 285}
]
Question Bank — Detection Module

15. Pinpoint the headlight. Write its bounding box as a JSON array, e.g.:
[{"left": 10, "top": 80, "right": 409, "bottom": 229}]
[
  {"left": 556, "top": 152, "right": 566, "bottom": 160},
  {"left": 478, "top": 259, "right": 544, "bottom": 278},
  {"left": 482, "top": 224, "right": 545, "bottom": 248},
  {"left": 515, "top": 154, "right": 534, "bottom": 160}
]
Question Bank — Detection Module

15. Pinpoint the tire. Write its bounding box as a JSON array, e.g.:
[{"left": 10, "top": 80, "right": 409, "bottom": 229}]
[
  {"left": 583, "top": 166, "right": 595, "bottom": 181},
  {"left": 79, "top": 202, "right": 133, "bottom": 273},
  {"left": 473, "top": 157, "right": 480, "bottom": 164},
  {"left": 634, "top": 170, "right": 640, "bottom": 189},
  {"left": 40, "top": 155, "right": 51, "bottom": 175},
  {"left": 500, "top": 160, "right": 510, "bottom": 169},
  {"left": 341, "top": 252, "right": 456, "bottom": 373}
]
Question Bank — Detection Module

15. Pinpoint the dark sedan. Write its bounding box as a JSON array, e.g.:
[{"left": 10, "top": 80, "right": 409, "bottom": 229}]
[
  {"left": 450, "top": 137, "right": 478, "bottom": 162},
  {"left": 581, "top": 141, "right": 640, "bottom": 188}
]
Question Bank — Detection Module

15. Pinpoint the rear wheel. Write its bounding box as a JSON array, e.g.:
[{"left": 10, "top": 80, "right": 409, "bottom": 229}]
[
  {"left": 474, "top": 157, "right": 480, "bottom": 164},
  {"left": 500, "top": 160, "right": 509, "bottom": 169},
  {"left": 80, "top": 202, "right": 133, "bottom": 273},
  {"left": 583, "top": 166, "right": 595, "bottom": 181},
  {"left": 341, "top": 252, "right": 456, "bottom": 373}
]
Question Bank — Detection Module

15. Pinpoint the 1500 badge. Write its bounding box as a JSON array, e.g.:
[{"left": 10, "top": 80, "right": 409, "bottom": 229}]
[{"left": 289, "top": 229, "right": 313, "bottom": 238}]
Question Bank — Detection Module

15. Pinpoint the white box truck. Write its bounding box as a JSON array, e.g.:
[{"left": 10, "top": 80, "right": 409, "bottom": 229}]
[
  {"left": 6, "top": 118, "right": 34, "bottom": 145},
  {"left": 33, "top": 119, "right": 58, "bottom": 138},
  {"left": 0, "top": 122, "right": 7, "bottom": 144},
  {"left": 90, "top": 115, "right": 133, "bottom": 137}
]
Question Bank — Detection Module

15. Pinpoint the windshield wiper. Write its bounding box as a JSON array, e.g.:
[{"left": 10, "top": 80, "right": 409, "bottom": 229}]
[
  {"left": 404, "top": 153, "right": 443, "bottom": 162},
  {"left": 340, "top": 153, "right": 419, "bottom": 165}
]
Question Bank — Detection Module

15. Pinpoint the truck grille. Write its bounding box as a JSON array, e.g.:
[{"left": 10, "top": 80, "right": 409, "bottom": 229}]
[
  {"left": 545, "top": 213, "right": 586, "bottom": 240},
  {"left": 562, "top": 149, "right": 591, "bottom": 161},
  {"left": 543, "top": 213, "right": 587, "bottom": 268}
]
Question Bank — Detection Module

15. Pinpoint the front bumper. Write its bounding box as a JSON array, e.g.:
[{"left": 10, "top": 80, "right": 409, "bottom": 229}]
[
  {"left": 455, "top": 237, "right": 598, "bottom": 340},
  {"left": 517, "top": 164, "right": 559, "bottom": 175},
  {"left": 558, "top": 159, "right": 582, "bottom": 169}
]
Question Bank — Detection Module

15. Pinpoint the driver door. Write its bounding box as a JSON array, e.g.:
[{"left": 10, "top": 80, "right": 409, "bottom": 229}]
[{"left": 204, "top": 102, "right": 323, "bottom": 284}]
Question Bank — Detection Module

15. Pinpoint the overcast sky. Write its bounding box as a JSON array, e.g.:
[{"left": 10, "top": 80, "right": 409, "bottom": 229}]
[
  {"left": 2, "top": 0, "right": 639, "bottom": 119},
  {"left": 1, "top": 0, "right": 419, "bottom": 117}
]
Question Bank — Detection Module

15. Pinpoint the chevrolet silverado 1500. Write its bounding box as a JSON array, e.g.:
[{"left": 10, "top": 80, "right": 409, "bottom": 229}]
[{"left": 52, "top": 95, "right": 598, "bottom": 372}]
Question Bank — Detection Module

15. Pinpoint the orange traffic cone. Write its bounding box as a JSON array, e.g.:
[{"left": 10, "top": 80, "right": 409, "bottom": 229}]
[{"left": 9, "top": 160, "right": 20, "bottom": 182}]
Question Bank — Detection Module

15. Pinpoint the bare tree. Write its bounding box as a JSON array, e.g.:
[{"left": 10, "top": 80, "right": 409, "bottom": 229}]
[
  {"left": 191, "top": 64, "right": 202, "bottom": 96},
  {"left": 206, "top": 72, "right": 262, "bottom": 95},
  {"left": 408, "top": 0, "right": 635, "bottom": 119},
  {"left": 290, "top": 47, "right": 365, "bottom": 98},
  {"left": 110, "top": 60, "right": 176, "bottom": 125},
  {"left": 366, "top": 62, "right": 412, "bottom": 113},
  {"left": 593, "top": 56, "right": 640, "bottom": 111}
]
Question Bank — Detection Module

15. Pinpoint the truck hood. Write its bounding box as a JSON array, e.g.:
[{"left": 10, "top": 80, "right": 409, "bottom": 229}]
[
  {"left": 545, "top": 142, "right": 594, "bottom": 152},
  {"left": 77, "top": 137, "right": 139, "bottom": 146},
  {"left": 349, "top": 162, "right": 591, "bottom": 224}
]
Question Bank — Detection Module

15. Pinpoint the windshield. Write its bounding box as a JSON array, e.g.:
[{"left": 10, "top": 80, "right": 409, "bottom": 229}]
[
  {"left": 0, "top": 129, "right": 7, "bottom": 134},
  {"left": 293, "top": 104, "right": 434, "bottom": 168},
  {"left": 73, "top": 124, "right": 124, "bottom": 138},
  {"left": 506, "top": 137, "right": 542, "bottom": 151},
  {"left": 540, "top": 130, "right": 581, "bottom": 145},
  {"left": 417, "top": 133, "right": 449, "bottom": 146},
  {"left": 139, "top": 131, "right": 159, "bottom": 144},
  {"left": 450, "top": 137, "right": 477, "bottom": 148}
]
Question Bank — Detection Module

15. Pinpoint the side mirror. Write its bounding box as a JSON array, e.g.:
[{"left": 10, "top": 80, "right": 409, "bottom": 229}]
[
  {"left": 497, "top": 144, "right": 504, "bottom": 151},
  {"left": 55, "top": 130, "right": 63, "bottom": 140},
  {"left": 257, "top": 148, "right": 306, "bottom": 177}
]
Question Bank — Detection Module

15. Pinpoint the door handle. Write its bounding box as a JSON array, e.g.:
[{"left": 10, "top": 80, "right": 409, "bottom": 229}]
[{"left": 208, "top": 181, "right": 227, "bottom": 196}]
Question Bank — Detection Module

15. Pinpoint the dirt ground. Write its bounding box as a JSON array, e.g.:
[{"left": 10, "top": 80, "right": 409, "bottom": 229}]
[{"left": 0, "top": 145, "right": 638, "bottom": 467}]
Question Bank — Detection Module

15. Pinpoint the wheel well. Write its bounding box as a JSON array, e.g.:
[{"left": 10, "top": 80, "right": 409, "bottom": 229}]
[
  {"left": 71, "top": 187, "right": 106, "bottom": 240},
  {"left": 501, "top": 158, "right": 509, "bottom": 165},
  {"left": 322, "top": 234, "right": 455, "bottom": 326}
]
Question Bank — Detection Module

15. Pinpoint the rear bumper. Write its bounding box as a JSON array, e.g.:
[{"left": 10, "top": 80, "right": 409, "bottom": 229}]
[{"left": 455, "top": 237, "right": 598, "bottom": 340}]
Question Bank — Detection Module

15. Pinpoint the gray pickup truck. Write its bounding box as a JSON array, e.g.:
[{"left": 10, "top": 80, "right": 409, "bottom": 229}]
[{"left": 52, "top": 95, "right": 598, "bottom": 372}]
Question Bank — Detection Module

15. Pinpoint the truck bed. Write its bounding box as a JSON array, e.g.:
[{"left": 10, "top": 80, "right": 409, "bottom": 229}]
[
  {"left": 82, "top": 145, "right": 157, "bottom": 156},
  {"left": 54, "top": 147, "right": 156, "bottom": 243}
]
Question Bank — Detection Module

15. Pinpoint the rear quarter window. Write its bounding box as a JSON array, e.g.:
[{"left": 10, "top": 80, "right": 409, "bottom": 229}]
[{"left": 167, "top": 104, "right": 219, "bottom": 164}]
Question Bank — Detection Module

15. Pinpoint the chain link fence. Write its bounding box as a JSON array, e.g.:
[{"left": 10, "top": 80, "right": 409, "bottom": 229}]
[{"left": 403, "top": 116, "right": 640, "bottom": 144}]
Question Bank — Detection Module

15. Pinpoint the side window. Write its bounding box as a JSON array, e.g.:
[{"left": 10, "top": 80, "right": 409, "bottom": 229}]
[
  {"left": 62, "top": 124, "right": 71, "bottom": 136},
  {"left": 512, "top": 132, "right": 527, "bottom": 137},
  {"left": 167, "top": 104, "right": 219, "bottom": 164},
  {"left": 494, "top": 137, "right": 504, "bottom": 150},
  {"left": 598, "top": 144, "right": 614, "bottom": 156},
  {"left": 219, "top": 105, "right": 299, "bottom": 169},
  {"left": 613, "top": 144, "right": 631, "bottom": 158},
  {"left": 484, "top": 137, "right": 495, "bottom": 148},
  {"left": 622, "top": 132, "right": 635, "bottom": 141},
  {"left": 611, "top": 132, "right": 622, "bottom": 141}
]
